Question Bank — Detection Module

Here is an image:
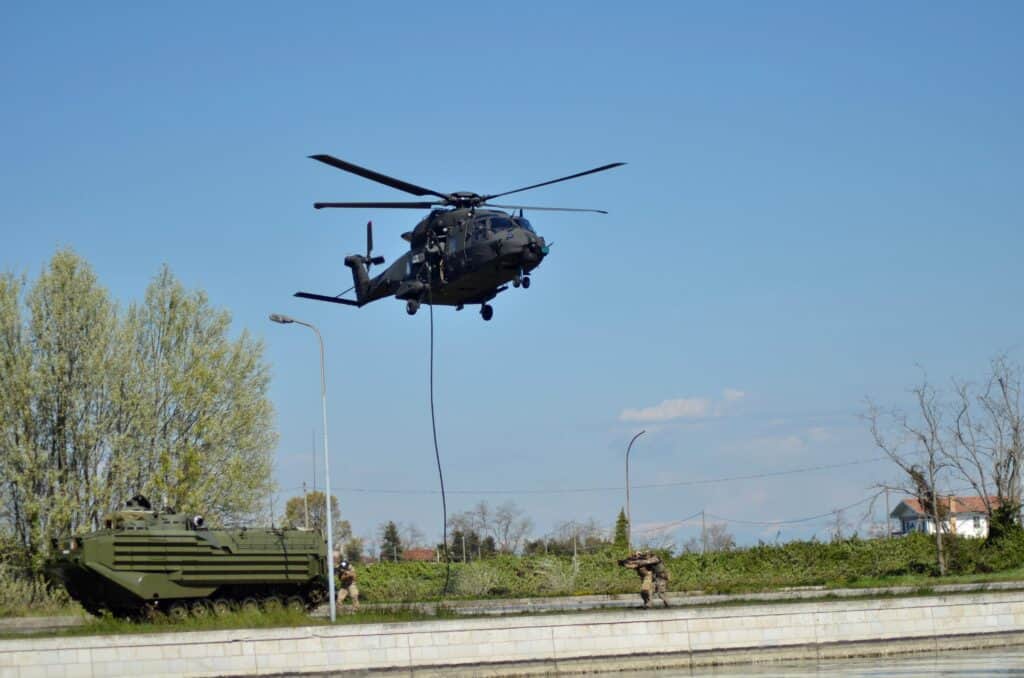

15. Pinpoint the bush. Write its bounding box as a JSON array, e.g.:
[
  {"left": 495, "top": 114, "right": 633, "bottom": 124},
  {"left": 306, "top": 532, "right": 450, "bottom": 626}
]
[
  {"left": 0, "top": 566, "right": 70, "bottom": 617},
  {"left": 453, "top": 563, "right": 501, "bottom": 597},
  {"left": 353, "top": 533, "right": 1024, "bottom": 603}
]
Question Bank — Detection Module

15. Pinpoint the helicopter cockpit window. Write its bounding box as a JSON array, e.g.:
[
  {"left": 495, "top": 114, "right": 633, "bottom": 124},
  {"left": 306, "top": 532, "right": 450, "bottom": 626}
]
[
  {"left": 488, "top": 217, "right": 516, "bottom": 231},
  {"left": 513, "top": 217, "right": 534, "bottom": 233}
]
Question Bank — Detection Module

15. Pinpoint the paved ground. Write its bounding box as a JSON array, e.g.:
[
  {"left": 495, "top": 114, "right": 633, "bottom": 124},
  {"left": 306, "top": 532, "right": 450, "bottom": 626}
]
[
  {"left": 315, "top": 580, "right": 1024, "bottom": 617},
  {"left": 4, "top": 580, "right": 1023, "bottom": 635}
]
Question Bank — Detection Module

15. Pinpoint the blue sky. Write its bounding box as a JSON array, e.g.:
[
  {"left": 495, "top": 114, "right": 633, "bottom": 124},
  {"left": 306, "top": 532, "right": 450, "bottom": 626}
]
[{"left": 3, "top": 2, "right": 1023, "bottom": 551}]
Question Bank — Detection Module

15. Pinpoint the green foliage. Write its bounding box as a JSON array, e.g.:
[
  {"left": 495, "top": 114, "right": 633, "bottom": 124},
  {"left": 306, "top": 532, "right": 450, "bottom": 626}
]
[
  {"left": 613, "top": 508, "right": 629, "bottom": 551},
  {"left": 0, "top": 250, "right": 276, "bottom": 578},
  {"left": 353, "top": 534, "right": 1024, "bottom": 603},
  {"left": 452, "top": 562, "right": 502, "bottom": 597},
  {"left": 381, "top": 521, "right": 403, "bottom": 561},
  {"left": 343, "top": 537, "right": 365, "bottom": 563},
  {"left": 987, "top": 504, "right": 1024, "bottom": 544},
  {"left": 281, "top": 491, "right": 350, "bottom": 540},
  {"left": 0, "top": 566, "right": 69, "bottom": 617}
]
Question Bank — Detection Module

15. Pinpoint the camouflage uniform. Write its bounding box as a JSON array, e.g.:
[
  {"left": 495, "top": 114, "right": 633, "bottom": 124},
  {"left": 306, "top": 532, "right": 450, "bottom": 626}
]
[
  {"left": 333, "top": 553, "right": 360, "bottom": 610},
  {"left": 619, "top": 550, "right": 670, "bottom": 608}
]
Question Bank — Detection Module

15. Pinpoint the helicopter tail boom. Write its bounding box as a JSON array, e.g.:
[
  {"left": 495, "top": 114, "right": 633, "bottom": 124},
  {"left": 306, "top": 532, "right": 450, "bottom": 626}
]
[{"left": 293, "top": 292, "right": 363, "bottom": 307}]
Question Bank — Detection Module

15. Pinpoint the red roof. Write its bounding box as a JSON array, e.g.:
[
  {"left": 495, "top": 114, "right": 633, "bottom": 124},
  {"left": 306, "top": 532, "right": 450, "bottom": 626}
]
[
  {"left": 900, "top": 496, "right": 1000, "bottom": 515},
  {"left": 403, "top": 548, "right": 437, "bottom": 562}
]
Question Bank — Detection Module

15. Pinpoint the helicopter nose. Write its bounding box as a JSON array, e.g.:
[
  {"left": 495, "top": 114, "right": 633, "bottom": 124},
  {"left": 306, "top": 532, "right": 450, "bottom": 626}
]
[{"left": 522, "top": 239, "right": 547, "bottom": 264}]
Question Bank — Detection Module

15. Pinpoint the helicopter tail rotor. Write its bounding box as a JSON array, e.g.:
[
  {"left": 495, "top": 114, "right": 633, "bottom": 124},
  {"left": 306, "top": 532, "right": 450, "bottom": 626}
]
[{"left": 365, "top": 221, "right": 385, "bottom": 269}]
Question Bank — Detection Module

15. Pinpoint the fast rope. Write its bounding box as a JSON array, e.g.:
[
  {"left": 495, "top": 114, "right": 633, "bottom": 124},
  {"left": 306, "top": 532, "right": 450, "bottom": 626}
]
[{"left": 426, "top": 270, "right": 452, "bottom": 595}]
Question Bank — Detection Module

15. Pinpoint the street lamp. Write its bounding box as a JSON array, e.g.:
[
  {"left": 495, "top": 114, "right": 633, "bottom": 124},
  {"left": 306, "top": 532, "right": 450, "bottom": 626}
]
[
  {"left": 625, "top": 429, "right": 646, "bottom": 552},
  {"left": 269, "top": 313, "right": 337, "bottom": 622}
]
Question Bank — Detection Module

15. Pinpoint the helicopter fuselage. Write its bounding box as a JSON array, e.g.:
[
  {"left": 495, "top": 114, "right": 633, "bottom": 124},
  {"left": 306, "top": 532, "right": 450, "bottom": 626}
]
[{"left": 352, "top": 208, "right": 548, "bottom": 309}]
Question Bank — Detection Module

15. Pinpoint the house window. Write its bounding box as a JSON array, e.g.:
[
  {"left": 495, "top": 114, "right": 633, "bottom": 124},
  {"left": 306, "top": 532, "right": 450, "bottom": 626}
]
[{"left": 973, "top": 516, "right": 981, "bottom": 530}]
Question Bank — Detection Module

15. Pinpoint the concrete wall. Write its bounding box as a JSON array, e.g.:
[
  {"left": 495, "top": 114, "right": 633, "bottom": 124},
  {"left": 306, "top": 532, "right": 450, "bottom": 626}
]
[{"left": 3, "top": 591, "right": 1024, "bottom": 677}]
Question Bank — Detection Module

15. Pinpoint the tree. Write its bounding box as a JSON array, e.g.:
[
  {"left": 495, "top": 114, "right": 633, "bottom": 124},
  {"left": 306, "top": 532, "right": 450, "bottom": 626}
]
[
  {"left": 0, "top": 251, "right": 277, "bottom": 573},
  {"left": 281, "top": 491, "right": 350, "bottom": 540},
  {"left": 681, "top": 522, "right": 735, "bottom": 554},
  {"left": 613, "top": 508, "right": 629, "bottom": 550},
  {"left": 398, "top": 522, "right": 425, "bottom": 549},
  {"left": 449, "top": 500, "right": 533, "bottom": 555},
  {"left": 342, "top": 537, "right": 364, "bottom": 563},
  {"left": 493, "top": 501, "right": 532, "bottom": 553},
  {"left": 867, "top": 378, "right": 952, "bottom": 575},
  {"left": 951, "top": 355, "right": 1024, "bottom": 540},
  {"left": 530, "top": 520, "right": 607, "bottom": 556},
  {"left": 380, "top": 521, "right": 403, "bottom": 561},
  {"left": 0, "top": 253, "right": 117, "bottom": 569},
  {"left": 117, "top": 266, "right": 275, "bottom": 523}
]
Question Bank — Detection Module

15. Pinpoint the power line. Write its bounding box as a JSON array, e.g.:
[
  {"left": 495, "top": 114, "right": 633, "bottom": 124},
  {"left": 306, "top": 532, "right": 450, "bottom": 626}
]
[
  {"left": 293, "top": 455, "right": 888, "bottom": 497},
  {"left": 705, "top": 492, "right": 882, "bottom": 526},
  {"left": 631, "top": 492, "right": 884, "bottom": 535},
  {"left": 630, "top": 516, "right": 704, "bottom": 536}
]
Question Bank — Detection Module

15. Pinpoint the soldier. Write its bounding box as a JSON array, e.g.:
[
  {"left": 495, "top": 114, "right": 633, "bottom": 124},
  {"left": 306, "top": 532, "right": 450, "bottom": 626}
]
[
  {"left": 333, "top": 552, "right": 360, "bottom": 611},
  {"left": 618, "top": 550, "right": 670, "bottom": 608}
]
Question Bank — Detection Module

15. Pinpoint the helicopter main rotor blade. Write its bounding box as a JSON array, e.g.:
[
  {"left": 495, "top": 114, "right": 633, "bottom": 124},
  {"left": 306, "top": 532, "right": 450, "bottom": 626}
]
[
  {"left": 486, "top": 203, "right": 609, "bottom": 214},
  {"left": 309, "top": 154, "right": 449, "bottom": 199},
  {"left": 481, "top": 162, "right": 626, "bottom": 202},
  {"left": 313, "top": 201, "right": 441, "bottom": 210}
]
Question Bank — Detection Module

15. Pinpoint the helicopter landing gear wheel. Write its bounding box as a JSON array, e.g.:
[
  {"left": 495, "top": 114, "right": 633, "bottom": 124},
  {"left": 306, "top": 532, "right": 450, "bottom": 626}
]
[
  {"left": 522, "top": 276, "right": 531, "bottom": 289},
  {"left": 406, "top": 300, "right": 420, "bottom": 316},
  {"left": 512, "top": 274, "right": 521, "bottom": 288},
  {"left": 480, "top": 304, "right": 494, "bottom": 321}
]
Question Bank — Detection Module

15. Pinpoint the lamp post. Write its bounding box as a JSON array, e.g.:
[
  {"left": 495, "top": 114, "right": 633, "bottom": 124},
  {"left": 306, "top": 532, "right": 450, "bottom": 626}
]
[
  {"left": 269, "top": 313, "right": 336, "bottom": 623},
  {"left": 625, "top": 429, "right": 646, "bottom": 552}
]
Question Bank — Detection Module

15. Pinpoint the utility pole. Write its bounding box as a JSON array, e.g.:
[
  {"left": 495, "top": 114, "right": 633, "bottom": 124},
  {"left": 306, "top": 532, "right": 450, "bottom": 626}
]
[
  {"left": 311, "top": 430, "right": 317, "bottom": 494},
  {"left": 461, "top": 534, "right": 467, "bottom": 562},
  {"left": 625, "top": 430, "right": 647, "bottom": 551},
  {"left": 701, "top": 510, "right": 707, "bottom": 555},
  {"left": 268, "top": 314, "right": 337, "bottom": 622},
  {"left": 885, "top": 488, "right": 891, "bottom": 538},
  {"left": 572, "top": 529, "right": 579, "bottom": 575},
  {"left": 303, "top": 481, "right": 309, "bottom": 529}
]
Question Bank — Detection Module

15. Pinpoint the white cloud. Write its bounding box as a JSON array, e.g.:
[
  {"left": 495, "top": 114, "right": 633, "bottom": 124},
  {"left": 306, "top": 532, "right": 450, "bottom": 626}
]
[
  {"left": 723, "top": 388, "right": 746, "bottom": 402},
  {"left": 806, "top": 427, "right": 833, "bottom": 443},
  {"left": 619, "top": 397, "right": 711, "bottom": 422},
  {"left": 619, "top": 388, "right": 748, "bottom": 423}
]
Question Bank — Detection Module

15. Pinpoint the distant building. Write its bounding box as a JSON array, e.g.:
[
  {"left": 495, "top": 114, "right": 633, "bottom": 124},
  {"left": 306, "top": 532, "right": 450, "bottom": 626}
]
[
  {"left": 403, "top": 547, "right": 437, "bottom": 562},
  {"left": 890, "top": 496, "right": 998, "bottom": 538}
]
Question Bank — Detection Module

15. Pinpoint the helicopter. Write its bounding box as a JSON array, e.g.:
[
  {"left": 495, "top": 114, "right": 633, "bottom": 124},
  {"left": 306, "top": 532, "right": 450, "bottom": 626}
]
[{"left": 294, "top": 154, "right": 624, "bottom": 321}]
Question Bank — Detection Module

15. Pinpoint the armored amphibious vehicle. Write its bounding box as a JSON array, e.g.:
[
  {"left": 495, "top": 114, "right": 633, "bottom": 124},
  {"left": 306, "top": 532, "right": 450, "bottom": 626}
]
[{"left": 52, "top": 496, "right": 329, "bottom": 618}]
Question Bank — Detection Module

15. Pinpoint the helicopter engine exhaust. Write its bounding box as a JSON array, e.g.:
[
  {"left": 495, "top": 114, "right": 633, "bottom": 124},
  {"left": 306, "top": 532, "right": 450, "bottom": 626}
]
[{"left": 344, "top": 255, "right": 371, "bottom": 303}]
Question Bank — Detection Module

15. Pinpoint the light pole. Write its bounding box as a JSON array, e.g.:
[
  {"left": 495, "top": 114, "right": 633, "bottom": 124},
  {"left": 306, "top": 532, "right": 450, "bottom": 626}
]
[
  {"left": 625, "top": 429, "right": 646, "bottom": 552},
  {"left": 269, "top": 313, "right": 337, "bottom": 622}
]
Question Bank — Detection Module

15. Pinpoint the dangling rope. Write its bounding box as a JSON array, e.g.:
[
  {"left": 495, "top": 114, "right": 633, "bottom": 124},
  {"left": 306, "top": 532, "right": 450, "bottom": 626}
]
[{"left": 426, "top": 264, "right": 451, "bottom": 595}]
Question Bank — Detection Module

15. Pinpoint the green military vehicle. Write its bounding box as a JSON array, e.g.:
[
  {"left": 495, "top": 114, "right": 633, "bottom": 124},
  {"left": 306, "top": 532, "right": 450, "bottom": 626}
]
[{"left": 51, "top": 495, "right": 329, "bottom": 618}]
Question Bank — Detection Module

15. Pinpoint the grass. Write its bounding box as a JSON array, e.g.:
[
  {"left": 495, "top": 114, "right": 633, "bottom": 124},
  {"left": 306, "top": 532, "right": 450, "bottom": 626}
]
[
  {"left": 837, "top": 566, "right": 1024, "bottom": 590},
  {"left": 2, "top": 604, "right": 463, "bottom": 640},
  {"left": 6, "top": 575, "right": 1024, "bottom": 639}
]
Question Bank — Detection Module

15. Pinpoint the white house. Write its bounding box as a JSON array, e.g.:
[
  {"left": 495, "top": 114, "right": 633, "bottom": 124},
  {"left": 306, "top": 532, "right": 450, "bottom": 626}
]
[{"left": 890, "top": 496, "right": 997, "bottom": 538}]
